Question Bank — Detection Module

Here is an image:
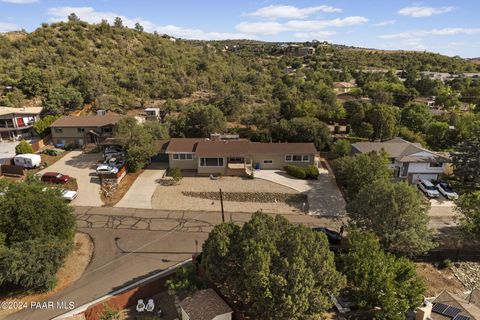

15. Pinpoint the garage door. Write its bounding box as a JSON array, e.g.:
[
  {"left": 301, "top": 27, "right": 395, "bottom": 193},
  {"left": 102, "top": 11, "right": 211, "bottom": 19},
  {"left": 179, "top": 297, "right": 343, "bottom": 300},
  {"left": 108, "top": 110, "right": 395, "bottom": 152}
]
[{"left": 410, "top": 173, "right": 438, "bottom": 183}]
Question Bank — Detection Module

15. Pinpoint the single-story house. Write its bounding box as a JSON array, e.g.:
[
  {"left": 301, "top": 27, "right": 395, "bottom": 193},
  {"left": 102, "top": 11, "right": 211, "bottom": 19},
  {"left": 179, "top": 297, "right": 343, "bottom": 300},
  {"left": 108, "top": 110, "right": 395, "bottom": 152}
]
[
  {"left": 0, "top": 106, "right": 42, "bottom": 140},
  {"left": 352, "top": 137, "right": 450, "bottom": 183},
  {"left": 416, "top": 289, "right": 480, "bottom": 320},
  {"left": 50, "top": 112, "right": 121, "bottom": 147},
  {"left": 333, "top": 81, "right": 357, "bottom": 94},
  {"left": 160, "top": 136, "right": 318, "bottom": 176},
  {"left": 179, "top": 288, "right": 233, "bottom": 320}
]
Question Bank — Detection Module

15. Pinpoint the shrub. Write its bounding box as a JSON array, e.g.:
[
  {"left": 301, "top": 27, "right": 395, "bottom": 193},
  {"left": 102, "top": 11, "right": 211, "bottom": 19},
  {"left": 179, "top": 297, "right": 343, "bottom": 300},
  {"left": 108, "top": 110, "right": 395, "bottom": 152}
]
[
  {"left": 284, "top": 165, "right": 307, "bottom": 179},
  {"left": 305, "top": 165, "right": 319, "bottom": 179},
  {"left": 15, "top": 140, "right": 34, "bottom": 155},
  {"left": 170, "top": 167, "right": 182, "bottom": 183},
  {"left": 438, "top": 258, "right": 453, "bottom": 269}
]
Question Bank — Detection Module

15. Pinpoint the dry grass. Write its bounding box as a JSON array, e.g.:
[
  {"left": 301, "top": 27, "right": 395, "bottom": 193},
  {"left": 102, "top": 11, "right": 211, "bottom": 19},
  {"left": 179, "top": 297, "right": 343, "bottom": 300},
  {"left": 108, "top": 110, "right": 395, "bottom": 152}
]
[
  {"left": 415, "top": 262, "right": 466, "bottom": 297},
  {"left": 0, "top": 233, "right": 93, "bottom": 318},
  {"left": 102, "top": 169, "right": 144, "bottom": 206}
]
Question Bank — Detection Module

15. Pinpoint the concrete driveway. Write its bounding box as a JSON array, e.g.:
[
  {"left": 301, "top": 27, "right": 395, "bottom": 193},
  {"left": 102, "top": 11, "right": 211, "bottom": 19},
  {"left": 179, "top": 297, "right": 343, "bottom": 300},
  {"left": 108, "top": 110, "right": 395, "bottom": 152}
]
[
  {"left": 254, "top": 167, "right": 346, "bottom": 217},
  {"left": 115, "top": 162, "right": 168, "bottom": 209},
  {"left": 0, "top": 140, "right": 19, "bottom": 164},
  {"left": 38, "top": 150, "right": 104, "bottom": 207}
]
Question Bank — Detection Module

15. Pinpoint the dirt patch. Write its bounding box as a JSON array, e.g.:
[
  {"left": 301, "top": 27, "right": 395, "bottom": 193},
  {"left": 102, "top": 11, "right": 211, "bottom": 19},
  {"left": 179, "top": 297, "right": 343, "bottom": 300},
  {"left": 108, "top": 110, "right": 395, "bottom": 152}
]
[
  {"left": 0, "top": 233, "right": 94, "bottom": 318},
  {"left": 451, "top": 262, "right": 480, "bottom": 290},
  {"left": 102, "top": 170, "right": 144, "bottom": 206},
  {"left": 415, "top": 262, "right": 466, "bottom": 296}
]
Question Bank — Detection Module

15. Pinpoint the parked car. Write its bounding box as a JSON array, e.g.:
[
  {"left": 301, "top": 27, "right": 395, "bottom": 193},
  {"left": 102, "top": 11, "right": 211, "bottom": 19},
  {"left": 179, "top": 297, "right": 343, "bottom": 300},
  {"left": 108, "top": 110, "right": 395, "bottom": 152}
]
[
  {"left": 436, "top": 181, "right": 459, "bottom": 200},
  {"left": 42, "top": 187, "right": 77, "bottom": 202},
  {"left": 13, "top": 154, "right": 41, "bottom": 168},
  {"left": 96, "top": 164, "right": 119, "bottom": 175},
  {"left": 41, "top": 172, "right": 70, "bottom": 184},
  {"left": 104, "top": 158, "right": 126, "bottom": 168},
  {"left": 312, "top": 227, "right": 342, "bottom": 245},
  {"left": 417, "top": 179, "right": 440, "bottom": 198}
]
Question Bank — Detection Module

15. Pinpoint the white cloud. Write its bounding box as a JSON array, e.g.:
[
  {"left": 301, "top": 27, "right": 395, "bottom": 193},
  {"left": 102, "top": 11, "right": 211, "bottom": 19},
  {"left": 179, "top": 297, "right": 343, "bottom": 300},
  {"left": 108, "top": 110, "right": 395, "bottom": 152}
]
[
  {"left": 294, "top": 31, "right": 336, "bottom": 40},
  {"left": 0, "top": 0, "right": 38, "bottom": 3},
  {"left": 398, "top": 6, "right": 455, "bottom": 18},
  {"left": 236, "top": 16, "right": 368, "bottom": 35},
  {"left": 373, "top": 20, "right": 396, "bottom": 27},
  {"left": 247, "top": 5, "right": 342, "bottom": 19},
  {"left": 380, "top": 28, "right": 480, "bottom": 40},
  {"left": 0, "top": 22, "right": 19, "bottom": 32},
  {"left": 47, "top": 6, "right": 250, "bottom": 40}
]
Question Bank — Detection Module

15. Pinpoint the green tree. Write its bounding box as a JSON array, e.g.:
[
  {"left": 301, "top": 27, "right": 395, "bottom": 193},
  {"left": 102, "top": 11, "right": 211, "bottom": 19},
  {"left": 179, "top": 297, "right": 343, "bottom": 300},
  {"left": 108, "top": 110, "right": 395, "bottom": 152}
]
[
  {"left": 202, "top": 212, "right": 345, "bottom": 320},
  {"left": 113, "top": 17, "right": 124, "bottom": 28},
  {"left": 340, "top": 231, "right": 426, "bottom": 320},
  {"left": 451, "top": 128, "right": 480, "bottom": 187},
  {"left": 134, "top": 22, "right": 144, "bottom": 32},
  {"left": 400, "top": 102, "right": 432, "bottom": 133},
  {"left": 347, "top": 179, "right": 434, "bottom": 256},
  {"left": 331, "top": 139, "right": 352, "bottom": 158},
  {"left": 42, "top": 85, "right": 84, "bottom": 115},
  {"left": 365, "top": 104, "right": 399, "bottom": 140},
  {"left": 331, "top": 152, "right": 392, "bottom": 198},
  {"left": 426, "top": 121, "right": 450, "bottom": 149},
  {"left": 15, "top": 140, "right": 34, "bottom": 154},
  {"left": 114, "top": 117, "right": 156, "bottom": 172},
  {"left": 166, "top": 263, "right": 205, "bottom": 298},
  {"left": 184, "top": 104, "right": 225, "bottom": 137},
  {"left": 67, "top": 13, "right": 80, "bottom": 23},
  {"left": 33, "top": 115, "right": 60, "bottom": 136},
  {"left": 286, "top": 116, "right": 331, "bottom": 150},
  {"left": 143, "top": 120, "right": 169, "bottom": 140},
  {"left": 20, "top": 66, "right": 44, "bottom": 97},
  {"left": 456, "top": 192, "right": 480, "bottom": 240}
]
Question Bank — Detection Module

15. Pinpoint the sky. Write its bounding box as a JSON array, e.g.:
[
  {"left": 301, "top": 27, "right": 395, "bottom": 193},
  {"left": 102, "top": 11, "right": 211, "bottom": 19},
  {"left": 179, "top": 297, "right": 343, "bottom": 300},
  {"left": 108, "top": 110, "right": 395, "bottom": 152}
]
[{"left": 0, "top": 0, "right": 479, "bottom": 58}]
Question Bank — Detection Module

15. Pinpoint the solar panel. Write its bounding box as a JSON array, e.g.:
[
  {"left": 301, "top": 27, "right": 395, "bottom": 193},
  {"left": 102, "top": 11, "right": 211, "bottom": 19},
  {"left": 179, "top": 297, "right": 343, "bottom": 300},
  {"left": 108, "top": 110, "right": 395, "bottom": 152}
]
[
  {"left": 453, "top": 315, "right": 471, "bottom": 320},
  {"left": 444, "top": 306, "right": 462, "bottom": 317},
  {"left": 432, "top": 303, "right": 449, "bottom": 314}
]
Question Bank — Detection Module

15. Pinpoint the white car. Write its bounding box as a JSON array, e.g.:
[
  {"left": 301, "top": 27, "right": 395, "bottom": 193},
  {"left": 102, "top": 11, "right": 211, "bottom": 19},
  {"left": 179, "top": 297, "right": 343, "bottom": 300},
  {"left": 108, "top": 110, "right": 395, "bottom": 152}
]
[
  {"left": 42, "top": 187, "right": 77, "bottom": 202},
  {"left": 417, "top": 179, "right": 440, "bottom": 198},
  {"left": 436, "top": 182, "right": 459, "bottom": 200},
  {"left": 96, "top": 164, "right": 119, "bottom": 175}
]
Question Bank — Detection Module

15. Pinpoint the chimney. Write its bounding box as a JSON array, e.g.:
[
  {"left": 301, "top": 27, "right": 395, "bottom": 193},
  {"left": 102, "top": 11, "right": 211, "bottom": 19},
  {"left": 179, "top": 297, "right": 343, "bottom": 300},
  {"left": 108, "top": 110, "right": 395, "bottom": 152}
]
[
  {"left": 97, "top": 110, "right": 106, "bottom": 116},
  {"left": 416, "top": 301, "right": 432, "bottom": 320},
  {"left": 210, "top": 133, "right": 221, "bottom": 141}
]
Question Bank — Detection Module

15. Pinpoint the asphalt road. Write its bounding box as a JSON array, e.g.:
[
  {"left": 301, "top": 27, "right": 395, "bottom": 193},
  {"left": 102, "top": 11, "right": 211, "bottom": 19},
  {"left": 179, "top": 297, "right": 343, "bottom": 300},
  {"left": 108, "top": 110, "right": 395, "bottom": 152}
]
[{"left": 6, "top": 207, "right": 343, "bottom": 320}]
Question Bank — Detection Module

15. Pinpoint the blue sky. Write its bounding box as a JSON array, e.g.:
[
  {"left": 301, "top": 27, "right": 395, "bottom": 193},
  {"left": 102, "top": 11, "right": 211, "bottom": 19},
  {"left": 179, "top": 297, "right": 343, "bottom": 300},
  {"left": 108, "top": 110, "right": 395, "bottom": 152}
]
[{"left": 1, "top": 0, "right": 479, "bottom": 57}]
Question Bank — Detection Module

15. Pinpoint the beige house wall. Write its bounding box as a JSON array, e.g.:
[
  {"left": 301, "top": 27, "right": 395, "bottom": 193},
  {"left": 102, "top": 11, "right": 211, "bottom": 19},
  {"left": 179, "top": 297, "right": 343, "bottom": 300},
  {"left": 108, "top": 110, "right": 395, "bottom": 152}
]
[
  {"left": 249, "top": 153, "right": 315, "bottom": 170},
  {"left": 51, "top": 126, "right": 114, "bottom": 146},
  {"left": 168, "top": 154, "right": 197, "bottom": 170}
]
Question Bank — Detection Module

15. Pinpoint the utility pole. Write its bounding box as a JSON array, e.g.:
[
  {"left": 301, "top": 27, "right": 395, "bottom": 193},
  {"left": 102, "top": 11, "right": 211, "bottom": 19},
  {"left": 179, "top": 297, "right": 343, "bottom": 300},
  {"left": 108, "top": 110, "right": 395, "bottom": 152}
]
[{"left": 219, "top": 188, "right": 225, "bottom": 223}]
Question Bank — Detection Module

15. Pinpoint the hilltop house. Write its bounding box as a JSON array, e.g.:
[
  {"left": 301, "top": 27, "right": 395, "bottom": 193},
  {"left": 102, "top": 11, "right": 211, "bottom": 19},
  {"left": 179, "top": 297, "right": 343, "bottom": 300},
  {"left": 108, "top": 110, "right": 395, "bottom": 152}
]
[
  {"left": 159, "top": 135, "right": 318, "bottom": 176},
  {"left": 0, "top": 107, "right": 42, "bottom": 140},
  {"left": 50, "top": 112, "right": 121, "bottom": 147},
  {"left": 333, "top": 80, "right": 357, "bottom": 94},
  {"left": 352, "top": 137, "right": 450, "bottom": 183},
  {"left": 180, "top": 288, "right": 233, "bottom": 320},
  {"left": 416, "top": 289, "right": 480, "bottom": 320}
]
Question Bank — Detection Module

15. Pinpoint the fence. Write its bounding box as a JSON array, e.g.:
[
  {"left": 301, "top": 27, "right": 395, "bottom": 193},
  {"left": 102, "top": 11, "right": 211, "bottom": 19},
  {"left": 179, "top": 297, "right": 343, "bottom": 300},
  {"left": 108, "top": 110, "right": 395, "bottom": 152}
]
[
  {"left": 30, "top": 134, "right": 51, "bottom": 152},
  {"left": 0, "top": 164, "right": 24, "bottom": 177}
]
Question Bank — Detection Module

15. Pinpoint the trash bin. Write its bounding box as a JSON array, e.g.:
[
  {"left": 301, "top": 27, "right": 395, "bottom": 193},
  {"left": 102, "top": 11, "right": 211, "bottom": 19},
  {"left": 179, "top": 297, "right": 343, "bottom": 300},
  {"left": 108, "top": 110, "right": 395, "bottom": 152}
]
[{"left": 255, "top": 163, "right": 261, "bottom": 170}]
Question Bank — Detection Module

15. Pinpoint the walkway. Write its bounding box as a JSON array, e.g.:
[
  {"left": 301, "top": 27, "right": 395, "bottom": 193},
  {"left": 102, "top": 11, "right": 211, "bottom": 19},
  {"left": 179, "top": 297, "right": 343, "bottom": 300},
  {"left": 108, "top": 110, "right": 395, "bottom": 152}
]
[{"left": 115, "top": 162, "right": 167, "bottom": 209}]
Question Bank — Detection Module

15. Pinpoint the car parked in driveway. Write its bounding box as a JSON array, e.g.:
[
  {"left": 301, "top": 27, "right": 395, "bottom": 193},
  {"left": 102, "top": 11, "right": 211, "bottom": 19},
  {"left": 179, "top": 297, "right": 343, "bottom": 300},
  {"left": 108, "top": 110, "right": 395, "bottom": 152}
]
[
  {"left": 41, "top": 172, "right": 70, "bottom": 183},
  {"left": 96, "top": 164, "right": 119, "bottom": 175},
  {"left": 312, "top": 227, "right": 342, "bottom": 244},
  {"left": 417, "top": 179, "right": 440, "bottom": 198},
  {"left": 436, "top": 181, "right": 459, "bottom": 200},
  {"left": 42, "top": 187, "right": 77, "bottom": 202},
  {"left": 104, "top": 157, "right": 126, "bottom": 169}
]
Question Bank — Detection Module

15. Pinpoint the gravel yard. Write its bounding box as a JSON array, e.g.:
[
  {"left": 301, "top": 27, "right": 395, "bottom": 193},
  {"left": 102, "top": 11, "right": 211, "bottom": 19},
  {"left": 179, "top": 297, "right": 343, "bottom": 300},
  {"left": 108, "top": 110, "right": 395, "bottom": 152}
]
[{"left": 151, "top": 176, "right": 304, "bottom": 214}]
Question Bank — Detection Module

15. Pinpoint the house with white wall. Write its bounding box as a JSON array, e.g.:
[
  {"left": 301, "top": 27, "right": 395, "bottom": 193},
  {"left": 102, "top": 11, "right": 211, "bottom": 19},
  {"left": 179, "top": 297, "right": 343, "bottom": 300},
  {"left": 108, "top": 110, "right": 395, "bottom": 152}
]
[{"left": 352, "top": 137, "right": 450, "bottom": 183}]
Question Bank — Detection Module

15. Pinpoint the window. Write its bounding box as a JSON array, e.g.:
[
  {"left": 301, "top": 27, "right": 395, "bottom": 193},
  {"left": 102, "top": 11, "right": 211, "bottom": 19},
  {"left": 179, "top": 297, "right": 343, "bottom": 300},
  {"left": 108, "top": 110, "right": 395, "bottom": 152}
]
[
  {"left": 200, "top": 157, "right": 224, "bottom": 167},
  {"left": 173, "top": 153, "right": 193, "bottom": 160},
  {"left": 55, "top": 128, "right": 63, "bottom": 133},
  {"left": 263, "top": 160, "right": 273, "bottom": 164},
  {"left": 286, "top": 155, "right": 310, "bottom": 162},
  {"left": 429, "top": 162, "right": 443, "bottom": 168},
  {"left": 102, "top": 127, "right": 113, "bottom": 133},
  {"left": 77, "top": 128, "right": 85, "bottom": 133}
]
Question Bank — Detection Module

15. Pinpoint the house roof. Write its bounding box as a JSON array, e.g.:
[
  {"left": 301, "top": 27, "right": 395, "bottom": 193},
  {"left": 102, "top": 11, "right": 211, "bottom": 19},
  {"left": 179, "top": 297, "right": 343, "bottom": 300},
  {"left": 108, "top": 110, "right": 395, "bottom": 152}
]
[
  {"left": 333, "top": 82, "right": 356, "bottom": 88},
  {"left": 164, "top": 138, "right": 202, "bottom": 153},
  {"left": 0, "top": 106, "right": 43, "bottom": 116},
  {"left": 431, "top": 290, "right": 480, "bottom": 320},
  {"left": 352, "top": 137, "right": 449, "bottom": 163},
  {"left": 50, "top": 113, "right": 122, "bottom": 128},
  {"left": 195, "top": 140, "right": 251, "bottom": 157},
  {"left": 179, "top": 289, "right": 233, "bottom": 320}
]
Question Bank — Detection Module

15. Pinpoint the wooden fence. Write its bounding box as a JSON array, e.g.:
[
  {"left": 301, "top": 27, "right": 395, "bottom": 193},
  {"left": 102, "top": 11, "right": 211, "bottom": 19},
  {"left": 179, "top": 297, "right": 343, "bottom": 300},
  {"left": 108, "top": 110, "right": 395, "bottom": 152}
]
[
  {"left": 0, "top": 164, "right": 24, "bottom": 177},
  {"left": 30, "top": 134, "right": 51, "bottom": 152}
]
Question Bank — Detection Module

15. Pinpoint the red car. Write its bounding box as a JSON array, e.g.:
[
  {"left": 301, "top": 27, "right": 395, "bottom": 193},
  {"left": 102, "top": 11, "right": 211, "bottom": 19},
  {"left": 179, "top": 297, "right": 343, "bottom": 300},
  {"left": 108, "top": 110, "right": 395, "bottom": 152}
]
[{"left": 41, "top": 172, "right": 70, "bottom": 184}]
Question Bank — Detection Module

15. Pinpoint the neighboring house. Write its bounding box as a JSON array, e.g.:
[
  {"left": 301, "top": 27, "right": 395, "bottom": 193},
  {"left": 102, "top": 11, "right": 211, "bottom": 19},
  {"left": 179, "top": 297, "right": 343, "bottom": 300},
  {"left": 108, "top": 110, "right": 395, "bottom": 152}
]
[
  {"left": 144, "top": 108, "right": 160, "bottom": 121},
  {"left": 179, "top": 288, "right": 233, "bottom": 320},
  {"left": 333, "top": 81, "right": 357, "bottom": 94},
  {"left": 50, "top": 112, "right": 121, "bottom": 147},
  {"left": 0, "top": 107, "right": 42, "bottom": 140},
  {"left": 284, "top": 45, "right": 315, "bottom": 57},
  {"left": 161, "top": 135, "right": 318, "bottom": 176},
  {"left": 352, "top": 137, "right": 450, "bottom": 183},
  {"left": 416, "top": 289, "right": 480, "bottom": 320}
]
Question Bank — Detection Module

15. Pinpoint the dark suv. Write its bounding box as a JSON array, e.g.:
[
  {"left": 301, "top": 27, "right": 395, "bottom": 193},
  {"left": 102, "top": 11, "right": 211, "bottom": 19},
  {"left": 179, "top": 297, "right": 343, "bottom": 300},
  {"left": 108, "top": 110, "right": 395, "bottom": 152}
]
[{"left": 41, "top": 172, "right": 70, "bottom": 184}]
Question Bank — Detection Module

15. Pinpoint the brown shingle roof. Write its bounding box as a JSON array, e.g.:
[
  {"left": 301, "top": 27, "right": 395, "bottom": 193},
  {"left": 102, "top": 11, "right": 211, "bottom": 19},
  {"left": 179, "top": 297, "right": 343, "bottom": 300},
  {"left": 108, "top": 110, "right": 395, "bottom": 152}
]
[
  {"left": 179, "top": 289, "right": 232, "bottom": 320},
  {"left": 164, "top": 138, "right": 202, "bottom": 153},
  {"left": 249, "top": 142, "right": 317, "bottom": 154},
  {"left": 194, "top": 140, "right": 318, "bottom": 157},
  {"left": 432, "top": 290, "right": 480, "bottom": 320},
  {"left": 50, "top": 114, "right": 122, "bottom": 128}
]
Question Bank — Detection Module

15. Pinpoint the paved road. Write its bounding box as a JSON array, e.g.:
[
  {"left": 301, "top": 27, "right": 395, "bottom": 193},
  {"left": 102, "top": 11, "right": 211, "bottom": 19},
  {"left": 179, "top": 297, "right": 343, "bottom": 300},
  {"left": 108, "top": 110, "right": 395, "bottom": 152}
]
[
  {"left": 38, "top": 150, "right": 103, "bottom": 207},
  {"left": 254, "top": 168, "right": 346, "bottom": 216},
  {"left": 115, "top": 163, "right": 167, "bottom": 209},
  {"left": 7, "top": 207, "right": 343, "bottom": 320}
]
